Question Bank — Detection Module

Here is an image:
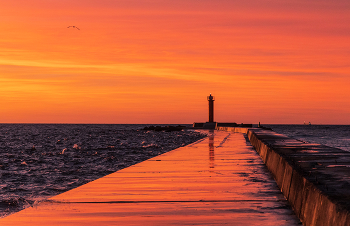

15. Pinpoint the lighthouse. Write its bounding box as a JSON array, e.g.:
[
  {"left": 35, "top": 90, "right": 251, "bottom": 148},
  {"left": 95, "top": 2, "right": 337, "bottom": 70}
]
[
  {"left": 193, "top": 94, "right": 250, "bottom": 129},
  {"left": 207, "top": 93, "right": 215, "bottom": 122}
]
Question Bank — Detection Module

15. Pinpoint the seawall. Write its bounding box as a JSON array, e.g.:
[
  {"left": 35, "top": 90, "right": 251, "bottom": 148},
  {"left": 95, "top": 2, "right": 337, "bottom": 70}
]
[{"left": 218, "top": 126, "right": 350, "bottom": 226}]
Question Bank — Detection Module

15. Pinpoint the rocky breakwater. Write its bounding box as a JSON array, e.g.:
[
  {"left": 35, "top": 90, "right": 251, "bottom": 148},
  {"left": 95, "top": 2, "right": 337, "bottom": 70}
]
[{"left": 142, "top": 125, "right": 186, "bottom": 132}]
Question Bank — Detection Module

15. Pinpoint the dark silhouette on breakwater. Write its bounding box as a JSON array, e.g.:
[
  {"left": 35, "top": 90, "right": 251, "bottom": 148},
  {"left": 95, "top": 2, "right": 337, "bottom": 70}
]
[
  {"left": 258, "top": 122, "right": 273, "bottom": 130},
  {"left": 143, "top": 125, "right": 186, "bottom": 132}
]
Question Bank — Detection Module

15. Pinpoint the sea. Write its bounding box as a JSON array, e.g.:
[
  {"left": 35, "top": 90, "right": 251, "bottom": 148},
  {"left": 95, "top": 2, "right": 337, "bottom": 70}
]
[
  {"left": 0, "top": 124, "right": 206, "bottom": 217},
  {"left": 1, "top": 124, "right": 349, "bottom": 218},
  {"left": 266, "top": 124, "right": 350, "bottom": 152}
]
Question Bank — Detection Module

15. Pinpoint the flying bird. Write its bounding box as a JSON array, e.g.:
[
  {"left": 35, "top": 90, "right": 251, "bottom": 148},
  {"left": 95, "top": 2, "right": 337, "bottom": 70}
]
[{"left": 67, "top": 26, "right": 80, "bottom": 30}]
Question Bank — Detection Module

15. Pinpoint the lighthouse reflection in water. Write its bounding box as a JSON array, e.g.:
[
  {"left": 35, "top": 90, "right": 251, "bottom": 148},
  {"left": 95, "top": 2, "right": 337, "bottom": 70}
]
[{"left": 209, "top": 130, "right": 215, "bottom": 169}]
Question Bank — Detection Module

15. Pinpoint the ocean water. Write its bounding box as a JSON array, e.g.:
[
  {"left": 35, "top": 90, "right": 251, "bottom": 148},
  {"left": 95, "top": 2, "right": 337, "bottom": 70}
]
[
  {"left": 266, "top": 124, "right": 350, "bottom": 152},
  {"left": 0, "top": 124, "right": 206, "bottom": 217}
]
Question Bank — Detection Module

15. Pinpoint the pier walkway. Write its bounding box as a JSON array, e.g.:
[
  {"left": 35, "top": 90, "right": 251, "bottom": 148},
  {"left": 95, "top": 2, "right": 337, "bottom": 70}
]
[{"left": 2, "top": 130, "right": 300, "bottom": 225}]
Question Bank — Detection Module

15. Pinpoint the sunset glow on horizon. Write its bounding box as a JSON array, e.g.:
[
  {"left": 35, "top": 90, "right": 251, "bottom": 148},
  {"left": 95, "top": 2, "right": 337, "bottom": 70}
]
[{"left": 1, "top": 0, "right": 349, "bottom": 124}]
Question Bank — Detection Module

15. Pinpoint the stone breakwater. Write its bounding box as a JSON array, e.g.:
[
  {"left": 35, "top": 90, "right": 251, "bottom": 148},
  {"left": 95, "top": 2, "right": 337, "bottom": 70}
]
[{"left": 218, "top": 127, "right": 350, "bottom": 226}]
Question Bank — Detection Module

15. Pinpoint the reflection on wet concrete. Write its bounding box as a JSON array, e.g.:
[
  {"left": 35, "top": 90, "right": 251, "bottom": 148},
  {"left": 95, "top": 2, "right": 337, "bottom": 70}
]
[
  {"left": 1, "top": 131, "right": 301, "bottom": 225},
  {"left": 209, "top": 130, "right": 214, "bottom": 169}
]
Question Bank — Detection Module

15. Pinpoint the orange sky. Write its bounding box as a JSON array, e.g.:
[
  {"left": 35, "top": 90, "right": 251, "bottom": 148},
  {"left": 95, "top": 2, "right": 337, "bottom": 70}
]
[{"left": 1, "top": 0, "right": 349, "bottom": 124}]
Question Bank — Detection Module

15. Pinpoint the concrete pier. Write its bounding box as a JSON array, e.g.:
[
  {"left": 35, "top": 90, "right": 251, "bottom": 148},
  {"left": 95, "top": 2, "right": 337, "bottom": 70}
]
[
  {"left": 218, "top": 127, "right": 350, "bottom": 226},
  {"left": 1, "top": 130, "right": 299, "bottom": 225}
]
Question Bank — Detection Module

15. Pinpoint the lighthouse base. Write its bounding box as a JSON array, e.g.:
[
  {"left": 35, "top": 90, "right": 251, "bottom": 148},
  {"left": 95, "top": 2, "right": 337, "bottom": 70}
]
[
  {"left": 203, "top": 122, "right": 217, "bottom": 129},
  {"left": 193, "top": 122, "right": 253, "bottom": 129}
]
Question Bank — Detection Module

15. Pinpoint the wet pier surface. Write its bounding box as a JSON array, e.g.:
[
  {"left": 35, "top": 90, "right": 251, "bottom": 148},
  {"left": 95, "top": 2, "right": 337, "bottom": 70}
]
[{"left": 1, "top": 130, "right": 300, "bottom": 225}]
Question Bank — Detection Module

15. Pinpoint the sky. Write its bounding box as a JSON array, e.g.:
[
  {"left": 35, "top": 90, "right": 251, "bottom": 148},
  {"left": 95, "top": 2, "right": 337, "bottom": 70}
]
[{"left": 0, "top": 0, "right": 349, "bottom": 124}]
